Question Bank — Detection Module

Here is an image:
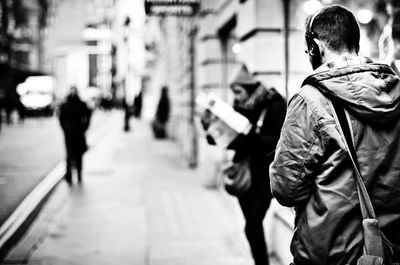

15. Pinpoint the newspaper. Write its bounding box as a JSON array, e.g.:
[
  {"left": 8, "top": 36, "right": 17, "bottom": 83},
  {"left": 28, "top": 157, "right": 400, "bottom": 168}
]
[{"left": 196, "top": 92, "right": 252, "bottom": 148}]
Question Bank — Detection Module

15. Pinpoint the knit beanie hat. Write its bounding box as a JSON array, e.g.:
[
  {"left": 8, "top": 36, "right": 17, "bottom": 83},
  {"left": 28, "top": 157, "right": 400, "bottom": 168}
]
[{"left": 229, "top": 63, "right": 259, "bottom": 90}]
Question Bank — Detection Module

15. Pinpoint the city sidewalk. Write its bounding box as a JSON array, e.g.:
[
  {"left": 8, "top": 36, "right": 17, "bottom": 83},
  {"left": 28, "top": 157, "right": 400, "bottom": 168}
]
[{"left": 3, "top": 112, "right": 253, "bottom": 265}]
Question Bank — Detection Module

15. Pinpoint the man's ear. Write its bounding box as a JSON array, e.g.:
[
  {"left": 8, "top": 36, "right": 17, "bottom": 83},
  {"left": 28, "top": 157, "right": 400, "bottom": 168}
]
[
  {"left": 309, "top": 38, "right": 323, "bottom": 57},
  {"left": 309, "top": 38, "right": 324, "bottom": 70}
]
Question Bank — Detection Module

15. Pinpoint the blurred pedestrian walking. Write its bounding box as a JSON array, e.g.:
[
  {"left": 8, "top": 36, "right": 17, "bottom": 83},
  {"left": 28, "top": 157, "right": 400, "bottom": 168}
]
[
  {"left": 0, "top": 92, "right": 4, "bottom": 132},
  {"left": 122, "top": 97, "right": 132, "bottom": 132},
  {"left": 152, "top": 86, "right": 170, "bottom": 139},
  {"left": 16, "top": 96, "right": 25, "bottom": 122},
  {"left": 4, "top": 94, "right": 13, "bottom": 125},
  {"left": 270, "top": 5, "right": 400, "bottom": 265},
  {"left": 133, "top": 90, "right": 143, "bottom": 118},
  {"left": 59, "top": 86, "right": 92, "bottom": 185},
  {"left": 201, "top": 63, "right": 286, "bottom": 265}
]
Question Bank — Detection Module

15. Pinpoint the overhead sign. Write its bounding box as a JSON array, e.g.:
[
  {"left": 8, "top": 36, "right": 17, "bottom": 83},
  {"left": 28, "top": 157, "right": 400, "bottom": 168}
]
[{"left": 145, "top": 0, "right": 200, "bottom": 16}]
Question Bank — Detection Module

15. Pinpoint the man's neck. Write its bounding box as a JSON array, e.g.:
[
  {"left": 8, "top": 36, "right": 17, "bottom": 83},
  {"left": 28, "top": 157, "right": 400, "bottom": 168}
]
[{"left": 322, "top": 49, "right": 358, "bottom": 65}]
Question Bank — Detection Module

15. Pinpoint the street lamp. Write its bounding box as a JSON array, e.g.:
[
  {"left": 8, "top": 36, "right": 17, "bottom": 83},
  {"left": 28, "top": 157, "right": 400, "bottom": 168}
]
[
  {"left": 232, "top": 43, "right": 241, "bottom": 54},
  {"left": 357, "top": 9, "right": 373, "bottom": 25}
]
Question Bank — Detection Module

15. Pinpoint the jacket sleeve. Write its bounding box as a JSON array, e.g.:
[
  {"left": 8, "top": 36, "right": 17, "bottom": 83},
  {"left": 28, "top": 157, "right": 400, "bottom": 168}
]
[{"left": 269, "top": 93, "right": 324, "bottom": 207}]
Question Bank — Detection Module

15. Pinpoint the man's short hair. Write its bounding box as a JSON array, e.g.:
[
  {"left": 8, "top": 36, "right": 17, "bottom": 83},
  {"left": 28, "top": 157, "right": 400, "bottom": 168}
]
[{"left": 305, "top": 5, "right": 360, "bottom": 53}]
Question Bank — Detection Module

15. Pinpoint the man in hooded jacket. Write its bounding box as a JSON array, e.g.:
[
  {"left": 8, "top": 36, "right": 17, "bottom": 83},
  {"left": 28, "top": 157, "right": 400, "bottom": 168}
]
[{"left": 270, "top": 5, "right": 400, "bottom": 265}]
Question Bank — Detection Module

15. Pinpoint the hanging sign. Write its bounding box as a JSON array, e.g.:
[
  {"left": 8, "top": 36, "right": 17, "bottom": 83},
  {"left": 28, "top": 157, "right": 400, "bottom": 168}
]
[{"left": 145, "top": 0, "right": 200, "bottom": 16}]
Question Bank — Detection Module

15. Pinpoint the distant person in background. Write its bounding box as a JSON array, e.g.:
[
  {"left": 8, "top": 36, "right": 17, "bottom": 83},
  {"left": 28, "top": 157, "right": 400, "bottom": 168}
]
[
  {"left": 0, "top": 91, "right": 4, "bottom": 132},
  {"left": 152, "top": 86, "right": 170, "bottom": 139},
  {"left": 122, "top": 97, "right": 132, "bottom": 132},
  {"left": 4, "top": 93, "right": 13, "bottom": 124},
  {"left": 59, "top": 86, "right": 92, "bottom": 185},
  {"left": 16, "top": 96, "right": 25, "bottom": 122},
  {"left": 133, "top": 90, "right": 143, "bottom": 118}
]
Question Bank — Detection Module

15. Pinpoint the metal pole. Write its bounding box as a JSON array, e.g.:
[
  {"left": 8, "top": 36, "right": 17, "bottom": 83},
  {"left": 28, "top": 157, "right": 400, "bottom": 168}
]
[
  {"left": 283, "top": 0, "right": 289, "bottom": 98},
  {"left": 189, "top": 24, "right": 198, "bottom": 168}
]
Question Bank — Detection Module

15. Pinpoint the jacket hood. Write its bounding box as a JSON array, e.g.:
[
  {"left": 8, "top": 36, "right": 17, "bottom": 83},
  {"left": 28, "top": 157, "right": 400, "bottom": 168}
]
[
  {"left": 302, "top": 56, "right": 400, "bottom": 125},
  {"left": 230, "top": 63, "right": 259, "bottom": 88}
]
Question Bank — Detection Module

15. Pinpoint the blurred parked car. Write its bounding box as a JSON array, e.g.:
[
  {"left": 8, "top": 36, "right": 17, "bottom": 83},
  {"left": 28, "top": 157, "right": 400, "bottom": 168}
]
[{"left": 17, "top": 76, "right": 55, "bottom": 116}]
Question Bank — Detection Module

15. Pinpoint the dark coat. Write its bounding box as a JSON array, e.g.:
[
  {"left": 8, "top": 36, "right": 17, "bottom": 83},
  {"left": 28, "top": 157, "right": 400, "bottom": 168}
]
[
  {"left": 229, "top": 85, "right": 286, "bottom": 198},
  {"left": 59, "top": 95, "right": 91, "bottom": 157},
  {"left": 155, "top": 89, "right": 170, "bottom": 123}
]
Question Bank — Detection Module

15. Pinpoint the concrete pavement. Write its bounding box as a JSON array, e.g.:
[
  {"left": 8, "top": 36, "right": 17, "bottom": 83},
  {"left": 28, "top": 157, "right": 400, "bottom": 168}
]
[
  {"left": 0, "top": 110, "right": 114, "bottom": 227},
  {"left": 0, "top": 110, "right": 120, "bottom": 260},
  {"left": 2, "top": 111, "right": 254, "bottom": 265}
]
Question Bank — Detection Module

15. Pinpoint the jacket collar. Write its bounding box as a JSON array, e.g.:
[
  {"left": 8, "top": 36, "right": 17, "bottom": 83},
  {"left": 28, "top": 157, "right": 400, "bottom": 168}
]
[
  {"left": 302, "top": 56, "right": 394, "bottom": 87},
  {"left": 319, "top": 55, "right": 373, "bottom": 71}
]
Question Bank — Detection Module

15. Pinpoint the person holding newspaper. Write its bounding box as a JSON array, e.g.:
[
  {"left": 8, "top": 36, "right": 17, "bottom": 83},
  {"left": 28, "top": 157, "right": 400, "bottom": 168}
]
[{"left": 201, "top": 63, "right": 286, "bottom": 265}]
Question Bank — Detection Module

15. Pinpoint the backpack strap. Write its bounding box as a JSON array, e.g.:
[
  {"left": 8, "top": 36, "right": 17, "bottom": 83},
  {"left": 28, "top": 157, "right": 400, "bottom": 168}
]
[
  {"left": 302, "top": 78, "right": 376, "bottom": 219},
  {"left": 329, "top": 99, "right": 376, "bottom": 219}
]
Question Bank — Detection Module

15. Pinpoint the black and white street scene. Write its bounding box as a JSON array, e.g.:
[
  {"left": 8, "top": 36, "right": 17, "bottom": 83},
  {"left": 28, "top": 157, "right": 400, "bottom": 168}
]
[{"left": 1, "top": 0, "right": 400, "bottom": 265}]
